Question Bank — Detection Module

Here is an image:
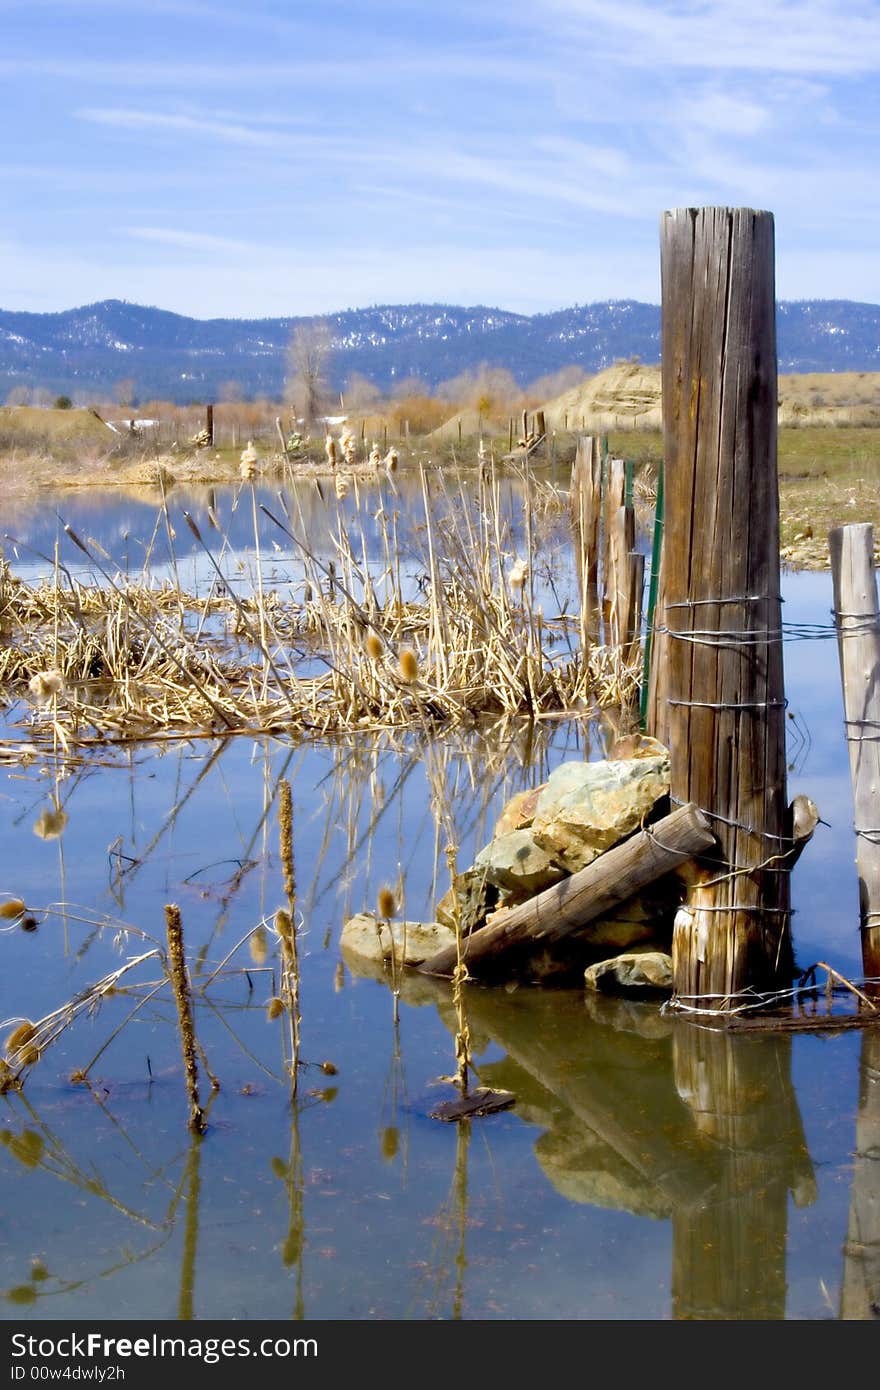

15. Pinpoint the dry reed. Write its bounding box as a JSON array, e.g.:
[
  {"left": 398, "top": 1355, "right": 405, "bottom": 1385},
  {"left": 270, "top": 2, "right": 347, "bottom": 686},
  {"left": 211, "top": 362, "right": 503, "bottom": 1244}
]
[{"left": 0, "top": 468, "right": 642, "bottom": 760}]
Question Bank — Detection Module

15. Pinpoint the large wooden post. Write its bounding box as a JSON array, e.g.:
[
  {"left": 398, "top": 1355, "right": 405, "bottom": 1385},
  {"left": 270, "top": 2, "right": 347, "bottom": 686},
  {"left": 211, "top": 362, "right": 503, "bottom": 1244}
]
[
  {"left": 829, "top": 523, "right": 880, "bottom": 984},
  {"left": 646, "top": 207, "right": 791, "bottom": 1003}
]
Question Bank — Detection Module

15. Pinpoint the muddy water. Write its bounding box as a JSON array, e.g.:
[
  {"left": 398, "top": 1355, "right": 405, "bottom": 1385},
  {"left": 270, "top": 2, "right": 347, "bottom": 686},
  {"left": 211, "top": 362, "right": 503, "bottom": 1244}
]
[{"left": 0, "top": 485, "right": 876, "bottom": 1321}]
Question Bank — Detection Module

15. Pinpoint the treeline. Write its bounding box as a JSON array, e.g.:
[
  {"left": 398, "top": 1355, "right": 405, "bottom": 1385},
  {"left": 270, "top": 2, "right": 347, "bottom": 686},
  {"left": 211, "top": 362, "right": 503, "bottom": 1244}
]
[{"left": 4, "top": 359, "right": 594, "bottom": 435}]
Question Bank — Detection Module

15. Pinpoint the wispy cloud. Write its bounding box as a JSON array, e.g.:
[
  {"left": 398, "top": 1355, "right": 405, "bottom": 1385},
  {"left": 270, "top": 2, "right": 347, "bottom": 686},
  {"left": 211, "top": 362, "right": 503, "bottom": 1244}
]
[
  {"left": 123, "top": 226, "right": 265, "bottom": 255},
  {"left": 536, "top": 1, "right": 880, "bottom": 75}
]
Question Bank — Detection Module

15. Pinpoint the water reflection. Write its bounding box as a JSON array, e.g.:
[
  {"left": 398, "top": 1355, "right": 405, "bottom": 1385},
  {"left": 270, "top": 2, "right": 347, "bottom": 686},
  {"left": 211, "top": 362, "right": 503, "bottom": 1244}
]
[
  {"left": 0, "top": 556, "right": 876, "bottom": 1319},
  {"left": 841, "top": 1028, "right": 880, "bottom": 1319}
]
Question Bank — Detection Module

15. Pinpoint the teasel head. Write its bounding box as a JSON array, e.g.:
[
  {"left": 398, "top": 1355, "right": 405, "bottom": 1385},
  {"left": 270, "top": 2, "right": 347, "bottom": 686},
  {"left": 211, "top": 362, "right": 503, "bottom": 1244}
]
[
  {"left": 377, "top": 885, "right": 397, "bottom": 921},
  {"left": 267, "top": 997, "right": 285, "bottom": 1021},
  {"left": 365, "top": 631, "right": 383, "bottom": 661},
  {"left": 508, "top": 557, "right": 528, "bottom": 592},
  {"left": 398, "top": 647, "right": 419, "bottom": 683},
  {"left": 4, "top": 1022, "right": 36, "bottom": 1056},
  {"left": 28, "top": 670, "right": 64, "bottom": 703},
  {"left": 250, "top": 925, "right": 269, "bottom": 966},
  {"left": 239, "top": 441, "right": 258, "bottom": 480},
  {"left": 274, "top": 908, "right": 294, "bottom": 945},
  {"left": 33, "top": 807, "right": 67, "bottom": 841}
]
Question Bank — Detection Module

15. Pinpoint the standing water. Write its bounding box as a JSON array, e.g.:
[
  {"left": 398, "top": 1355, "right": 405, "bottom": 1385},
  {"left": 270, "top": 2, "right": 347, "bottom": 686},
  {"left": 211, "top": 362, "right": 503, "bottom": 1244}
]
[{"left": 0, "top": 476, "right": 876, "bottom": 1321}]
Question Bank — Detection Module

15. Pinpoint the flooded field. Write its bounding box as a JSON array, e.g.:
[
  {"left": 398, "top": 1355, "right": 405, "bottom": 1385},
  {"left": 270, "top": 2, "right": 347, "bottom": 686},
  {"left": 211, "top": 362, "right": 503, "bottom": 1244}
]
[{"left": 0, "top": 475, "right": 877, "bottom": 1321}]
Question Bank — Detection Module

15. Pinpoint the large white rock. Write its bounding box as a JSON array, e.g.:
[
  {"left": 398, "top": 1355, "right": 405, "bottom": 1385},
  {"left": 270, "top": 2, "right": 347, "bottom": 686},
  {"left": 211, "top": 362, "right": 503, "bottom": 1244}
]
[
  {"left": 341, "top": 911, "right": 457, "bottom": 967},
  {"left": 584, "top": 950, "right": 674, "bottom": 994},
  {"left": 474, "top": 828, "right": 566, "bottom": 901},
  {"left": 531, "top": 754, "right": 670, "bottom": 873}
]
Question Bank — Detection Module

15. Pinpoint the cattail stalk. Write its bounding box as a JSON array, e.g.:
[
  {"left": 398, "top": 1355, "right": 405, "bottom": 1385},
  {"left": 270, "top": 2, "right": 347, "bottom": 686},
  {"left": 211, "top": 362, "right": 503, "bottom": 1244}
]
[
  {"left": 444, "top": 844, "right": 471, "bottom": 1095},
  {"left": 164, "top": 904, "right": 206, "bottom": 1135},
  {"left": 277, "top": 779, "right": 301, "bottom": 1097}
]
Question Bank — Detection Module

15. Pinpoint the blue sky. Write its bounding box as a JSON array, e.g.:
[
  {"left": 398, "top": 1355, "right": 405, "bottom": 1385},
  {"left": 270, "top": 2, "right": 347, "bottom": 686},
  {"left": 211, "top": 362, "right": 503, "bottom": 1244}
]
[{"left": 2, "top": 0, "right": 879, "bottom": 318}]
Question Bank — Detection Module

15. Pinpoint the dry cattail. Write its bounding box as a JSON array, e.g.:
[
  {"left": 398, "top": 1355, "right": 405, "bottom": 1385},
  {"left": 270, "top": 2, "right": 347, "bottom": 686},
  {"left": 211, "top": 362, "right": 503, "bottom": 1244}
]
[
  {"left": 325, "top": 436, "right": 338, "bottom": 466},
  {"left": 0, "top": 899, "right": 26, "bottom": 920},
  {"left": 398, "top": 647, "right": 419, "bottom": 683},
  {"left": 365, "top": 632, "right": 383, "bottom": 660},
  {"left": 335, "top": 473, "right": 349, "bottom": 500},
  {"left": 28, "top": 670, "right": 64, "bottom": 703},
  {"left": 377, "top": 885, "right": 397, "bottom": 920},
  {"left": 369, "top": 444, "right": 382, "bottom": 468},
  {"left": 384, "top": 448, "right": 399, "bottom": 473},
  {"left": 267, "top": 997, "right": 285, "bottom": 1020},
  {"left": 4, "top": 1022, "right": 36, "bottom": 1054}
]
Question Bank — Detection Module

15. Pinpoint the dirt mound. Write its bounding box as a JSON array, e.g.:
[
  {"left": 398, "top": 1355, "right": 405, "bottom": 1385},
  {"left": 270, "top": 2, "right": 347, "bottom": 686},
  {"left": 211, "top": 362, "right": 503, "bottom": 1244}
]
[
  {"left": 0, "top": 406, "right": 116, "bottom": 441},
  {"left": 427, "top": 407, "right": 498, "bottom": 442},
  {"left": 541, "top": 365, "right": 880, "bottom": 432},
  {"left": 541, "top": 362, "right": 662, "bottom": 433}
]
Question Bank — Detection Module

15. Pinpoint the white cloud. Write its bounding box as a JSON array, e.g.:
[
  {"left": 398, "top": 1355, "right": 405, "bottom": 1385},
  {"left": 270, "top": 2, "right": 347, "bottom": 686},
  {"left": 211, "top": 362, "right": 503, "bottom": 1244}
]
[{"left": 537, "top": 1, "right": 880, "bottom": 75}]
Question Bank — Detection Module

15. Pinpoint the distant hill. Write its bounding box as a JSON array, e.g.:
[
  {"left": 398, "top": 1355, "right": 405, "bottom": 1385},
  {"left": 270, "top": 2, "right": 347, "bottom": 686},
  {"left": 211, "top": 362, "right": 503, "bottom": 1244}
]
[{"left": 1, "top": 297, "right": 878, "bottom": 405}]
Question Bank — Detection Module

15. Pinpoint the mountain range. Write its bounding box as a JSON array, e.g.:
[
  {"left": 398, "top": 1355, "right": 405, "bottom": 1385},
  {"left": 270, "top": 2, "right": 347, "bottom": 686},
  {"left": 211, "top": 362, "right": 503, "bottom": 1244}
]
[{"left": 1, "top": 298, "right": 878, "bottom": 405}]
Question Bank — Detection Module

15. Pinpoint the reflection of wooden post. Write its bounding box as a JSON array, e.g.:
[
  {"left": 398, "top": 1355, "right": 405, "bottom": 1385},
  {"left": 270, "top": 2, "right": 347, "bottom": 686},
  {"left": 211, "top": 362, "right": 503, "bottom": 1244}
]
[
  {"left": 671, "top": 1024, "right": 815, "bottom": 1319},
  {"left": 841, "top": 1029, "right": 880, "bottom": 1319},
  {"left": 646, "top": 206, "right": 791, "bottom": 1003},
  {"left": 829, "top": 523, "right": 880, "bottom": 983}
]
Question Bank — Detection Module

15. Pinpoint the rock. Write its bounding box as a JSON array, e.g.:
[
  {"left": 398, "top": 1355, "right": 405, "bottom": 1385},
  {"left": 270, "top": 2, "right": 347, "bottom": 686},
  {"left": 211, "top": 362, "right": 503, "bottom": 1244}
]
[
  {"left": 474, "top": 828, "right": 566, "bottom": 901},
  {"left": 435, "top": 866, "right": 497, "bottom": 935},
  {"left": 531, "top": 753, "right": 670, "bottom": 873},
  {"left": 608, "top": 733, "right": 669, "bottom": 761},
  {"left": 341, "top": 912, "right": 456, "bottom": 967},
  {"left": 584, "top": 950, "right": 674, "bottom": 995},
  {"left": 494, "top": 785, "right": 545, "bottom": 837}
]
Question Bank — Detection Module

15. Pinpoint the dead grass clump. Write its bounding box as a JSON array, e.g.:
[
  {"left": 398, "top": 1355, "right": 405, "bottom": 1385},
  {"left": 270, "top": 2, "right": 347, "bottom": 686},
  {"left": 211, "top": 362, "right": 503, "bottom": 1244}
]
[{"left": 0, "top": 465, "right": 644, "bottom": 755}]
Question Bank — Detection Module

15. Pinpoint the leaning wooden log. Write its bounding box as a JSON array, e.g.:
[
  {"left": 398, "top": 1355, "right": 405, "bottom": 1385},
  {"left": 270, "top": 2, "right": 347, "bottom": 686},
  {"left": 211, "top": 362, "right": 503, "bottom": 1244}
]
[{"left": 419, "top": 801, "right": 716, "bottom": 978}]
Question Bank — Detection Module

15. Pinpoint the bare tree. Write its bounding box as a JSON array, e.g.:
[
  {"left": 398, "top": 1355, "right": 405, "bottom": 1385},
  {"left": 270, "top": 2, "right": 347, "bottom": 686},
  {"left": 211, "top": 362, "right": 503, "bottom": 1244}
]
[
  {"left": 343, "top": 371, "right": 381, "bottom": 412},
  {"left": 284, "top": 321, "right": 333, "bottom": 425}
]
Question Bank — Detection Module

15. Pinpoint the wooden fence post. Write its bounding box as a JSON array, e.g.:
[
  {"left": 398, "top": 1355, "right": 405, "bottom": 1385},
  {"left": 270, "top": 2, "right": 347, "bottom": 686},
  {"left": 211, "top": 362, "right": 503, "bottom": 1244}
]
[
  {"left": 829, "top": 522, "right": 880, "bottom": 984},
  {"left": 570, "top": 435, "right": 602, "bottom": 649},
  {"left": 205, "top": 403, "right": 214, "bottom": 447},
  {"left": 645, "top": 206, "right": 791, "bottom": 1003}
]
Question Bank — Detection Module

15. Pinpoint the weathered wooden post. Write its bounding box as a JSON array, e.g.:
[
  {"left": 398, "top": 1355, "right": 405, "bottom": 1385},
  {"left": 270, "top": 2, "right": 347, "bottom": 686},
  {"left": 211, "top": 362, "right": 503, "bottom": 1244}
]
[
  {"left": 569, "top": 435, "right": 602, "bottom": 649},
  {"left": 646, "top": 207, "right": 792, "bottom": 1003},
  {"left": 829, "top": 522, "right": 880, "bottom": 984},
  {"left": 205, "top": 403, "right": 214, "bottom": 447}
]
